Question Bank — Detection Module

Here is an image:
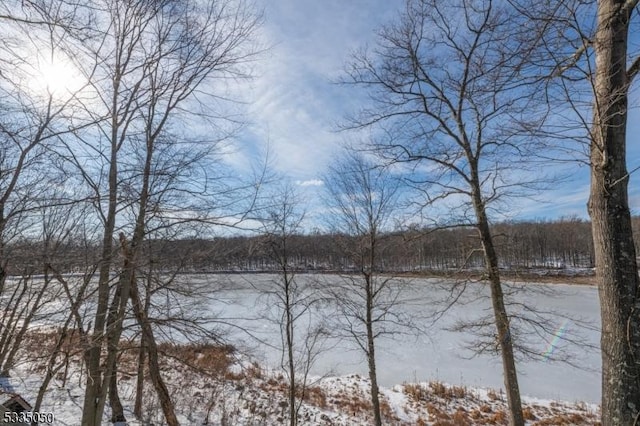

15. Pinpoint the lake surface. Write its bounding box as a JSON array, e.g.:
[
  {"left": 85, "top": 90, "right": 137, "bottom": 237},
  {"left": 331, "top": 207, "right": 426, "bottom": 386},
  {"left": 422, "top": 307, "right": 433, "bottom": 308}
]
[{"left": 202, "top": 274, "right": 601, "bottom": 404}]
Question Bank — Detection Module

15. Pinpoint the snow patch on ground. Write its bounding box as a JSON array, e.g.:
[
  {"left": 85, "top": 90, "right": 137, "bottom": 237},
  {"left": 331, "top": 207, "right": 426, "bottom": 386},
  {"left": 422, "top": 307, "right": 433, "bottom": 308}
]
[{"left": 0, "top": 336, "right": 600, "bottom": 425}]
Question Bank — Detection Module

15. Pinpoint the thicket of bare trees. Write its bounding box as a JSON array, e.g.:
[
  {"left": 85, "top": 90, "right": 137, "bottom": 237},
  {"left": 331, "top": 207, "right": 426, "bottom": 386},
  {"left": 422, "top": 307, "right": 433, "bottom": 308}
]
[
  {"left": 340, "top": 1, "right": 573, "bottom": 421},
  {"left": 5, "top": 215, "right": 629, "bottom": 274},
  {"left": 1, "top": 0, "right": 262, "bottom": 424},
  {"left": 0, "top": 0, "right": 638, "bottom": 425}
]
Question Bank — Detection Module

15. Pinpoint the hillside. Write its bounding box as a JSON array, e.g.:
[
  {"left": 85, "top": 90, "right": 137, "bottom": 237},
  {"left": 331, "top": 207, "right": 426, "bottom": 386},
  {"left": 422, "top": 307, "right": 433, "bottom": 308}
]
[{"left": 1, "top": 330, "right": 599, "bottom": 425}]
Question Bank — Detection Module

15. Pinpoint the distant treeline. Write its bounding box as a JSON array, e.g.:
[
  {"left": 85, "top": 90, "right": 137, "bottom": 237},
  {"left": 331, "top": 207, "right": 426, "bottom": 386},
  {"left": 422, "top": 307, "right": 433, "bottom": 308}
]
[{"left": 7, "top": 216, "right": 640, "bottom": 275}]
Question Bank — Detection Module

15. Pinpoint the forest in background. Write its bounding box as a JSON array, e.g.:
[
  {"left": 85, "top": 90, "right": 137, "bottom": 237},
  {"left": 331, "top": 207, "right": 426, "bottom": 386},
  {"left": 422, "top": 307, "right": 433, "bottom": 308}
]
[{"left": 7, "top": 216, "right": 640, "bottom": 275}]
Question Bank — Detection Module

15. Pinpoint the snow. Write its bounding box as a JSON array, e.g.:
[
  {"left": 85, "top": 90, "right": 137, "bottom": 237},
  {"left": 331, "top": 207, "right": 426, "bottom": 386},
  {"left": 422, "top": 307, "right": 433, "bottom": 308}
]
[
  {"left": 1, "top": 353, "right": 600, "bottom": 425},
  {"left": 208, "top": 274, "right": 601, "bottom": 403},
  {"left": 0, "top": 273, "right": 602, "bottom": 424}
]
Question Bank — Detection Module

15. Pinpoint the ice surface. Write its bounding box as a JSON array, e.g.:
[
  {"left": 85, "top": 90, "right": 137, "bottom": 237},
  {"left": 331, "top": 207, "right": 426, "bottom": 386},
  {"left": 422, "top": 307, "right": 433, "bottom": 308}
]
[{"left": 205, "top": 274, "right": 601, "bottom": 404}]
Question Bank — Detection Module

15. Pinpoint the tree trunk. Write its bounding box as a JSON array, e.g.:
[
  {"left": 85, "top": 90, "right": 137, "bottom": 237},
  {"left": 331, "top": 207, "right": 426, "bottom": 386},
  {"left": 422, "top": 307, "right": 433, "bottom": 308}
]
[
  {"left": 104, "top": 234, "right": 137, "bottom": 424},
  {"left": 589, "top": 2, "right": 640, "bottom": 424},
  {"left": 284, "top": 271, "right": 297, "bottom": 426},
  {"left": 130, "top": 274, "right": 179, "bottom": 426},
  {"left": 135, "top": 271, "right": 152, "bottom": 419},
  {"left": 81, "top": 90, "right": 120, "bottom": 426},
  {"left": 366, "top": 275, "right": 382, "bottom": 426},
  {"left": 474, "top": 194, "right": 524, "bottom": 426},
  {"left": 106, "top": 285, "right": 126, "bottom": 424},
  {"left": 134, "top": 340, "right": 146, "bottom": 419}
]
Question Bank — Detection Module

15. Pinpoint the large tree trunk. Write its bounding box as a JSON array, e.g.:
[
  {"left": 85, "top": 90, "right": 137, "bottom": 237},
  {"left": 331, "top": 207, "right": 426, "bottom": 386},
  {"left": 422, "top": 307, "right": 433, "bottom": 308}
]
[
  {"left": 589, "top": 2, "right": 640, "bottom": 425},
  {"left": 106, "top": 283, "right": 126, "bottom": 424},
  {"left": 82, "top": 72, "right": 121, "bottom": 426},
  {"left": 104, "top": 234, "right": 137, "bottom": 424}
]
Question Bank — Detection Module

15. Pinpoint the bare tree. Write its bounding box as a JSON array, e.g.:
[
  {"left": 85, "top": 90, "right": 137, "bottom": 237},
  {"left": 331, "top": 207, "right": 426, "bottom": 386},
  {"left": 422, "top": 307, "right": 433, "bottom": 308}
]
[
  {"left": 340, "top": 1, "right": 561, "bottom": 423},
  {"left": 323, "top": 152, "right": 404, "bottom": 426},
  {"left": 22, "top": 0, "right": 264, "bottom": 423},
  {"left": 0, "top": 4, "right": 95, "bottom": 410},
  {"left": 0, "top": 0, "right": 88, "bottom": 294},
  {"left": 257, "top": 184, "right": 326, "bottom": 426},
  {"left": 582, "top": 4, "right": 640, "bottom": 423},
  {"left": 505, "top": 1, "right": 640, "bottom": 423}
]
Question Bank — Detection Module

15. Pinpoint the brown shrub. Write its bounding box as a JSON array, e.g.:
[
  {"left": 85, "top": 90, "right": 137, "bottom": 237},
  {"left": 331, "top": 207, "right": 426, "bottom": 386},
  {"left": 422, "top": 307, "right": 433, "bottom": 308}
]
[
  {"left": 430, "top": 381, "right": 448, "bottom": 398},
  {"left": 470, "top": 409, "right": 483, "bottom": 419},
  {"left": 480, "top": 404, "right": 493, "bottom": 413},
  {"left": 488, "top": 409, "right": 508, "bottom": 425},
  {"left": 426, "top": 402, "right": 451, "bottom": 420},
  {"left": 450, "top": 385, "right": 467, "bottom": 399},
  {"left": 533, "top": 412, "right": 588, "bottom": 426},
  {"left": 451, "top": 408, "right": 471, "bottom": 425},
  {"left": 427, "top": 381, "right": 468, "bottom": 400},
  {"left": 404, "top": 383, "right": 429, "bottom": 401},
  {"left": 523, "top": 406, "right": 537, "bottom": 420},
  {"left": 300, "top": 386, "right": 327, "bottom": 409},
  {"left": 380, "top": 399, "right": 396, "bottom": 420},
  {"left": 157, "top": 342, "right": 235, "bottom": 375}
]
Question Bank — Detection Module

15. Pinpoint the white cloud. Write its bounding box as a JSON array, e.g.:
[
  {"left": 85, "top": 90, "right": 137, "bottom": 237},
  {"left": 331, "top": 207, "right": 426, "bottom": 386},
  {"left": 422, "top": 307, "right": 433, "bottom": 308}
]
[
  {"left": 231, "top": 0, "right": 397, "bottom": 183},
  {"left": 296, "top": 179, "right": 324, "bottom": 187}
]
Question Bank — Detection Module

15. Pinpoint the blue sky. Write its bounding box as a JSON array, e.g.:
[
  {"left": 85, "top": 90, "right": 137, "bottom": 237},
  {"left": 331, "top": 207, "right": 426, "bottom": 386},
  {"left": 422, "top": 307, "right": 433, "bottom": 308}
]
[{"left": 230, "top": 0, "right": 640, "bottom": 225}]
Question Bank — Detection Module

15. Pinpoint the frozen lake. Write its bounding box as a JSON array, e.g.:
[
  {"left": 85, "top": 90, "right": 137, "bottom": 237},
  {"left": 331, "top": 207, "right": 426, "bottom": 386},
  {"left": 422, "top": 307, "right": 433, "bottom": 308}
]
[{"left": 203, "top": 274, "right": 601, "bottom": 404}]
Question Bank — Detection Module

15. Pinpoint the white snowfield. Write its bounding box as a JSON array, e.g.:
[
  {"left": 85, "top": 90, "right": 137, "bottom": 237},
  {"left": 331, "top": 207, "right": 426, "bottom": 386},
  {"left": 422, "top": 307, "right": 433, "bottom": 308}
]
[
  {"left": 2, "top": 274, "right": 600, "bottom": 424},
  {"left": 211, "top": 274, "right": 600, "bottom": 403}
]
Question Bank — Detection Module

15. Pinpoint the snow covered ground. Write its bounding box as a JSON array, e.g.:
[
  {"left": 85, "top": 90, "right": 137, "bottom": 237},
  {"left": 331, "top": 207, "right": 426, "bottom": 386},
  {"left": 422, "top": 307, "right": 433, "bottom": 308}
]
[
  {"left": 2, "top": 334, "right": 600, "bottom": 425},
  {"left": 2, "top": 273, "right": 601, "bottom": 424},
  {"left": 207, "top": 274, "right": 601, "bottom": 404}
]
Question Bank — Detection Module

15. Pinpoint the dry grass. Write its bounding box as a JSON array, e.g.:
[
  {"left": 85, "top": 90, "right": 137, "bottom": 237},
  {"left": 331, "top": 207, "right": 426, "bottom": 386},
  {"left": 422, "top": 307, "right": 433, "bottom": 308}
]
[
  {"left": 488, "top": 410, "right": 508, "bottom": 425},
  {"left": 300, "top": 385, "right": 328, "bottom": 409},
  {"left": 404, "top": 381, "right": 468, "bottom": 404},
  {"left": 523, "top": 406, "right": 537, "bottom": 420},
  {"left": 17, "top": 329, "right": 601, "bottom": 426},
  {"left": 426, "top": 402, "right": 451, "bottom": 421},
  {"left": 157, "top": 342, "right": 235, "bottom": 375},
  {"left": 331, "top": 391, "right": 372, "bottom": 416},
  {"left": 429, "top": 381, "right": 468, "bottom": 399},
  {"left": 404, "top": 383, "right": 430, "bottom": 401},
  {"left": 487, "top": 388, "right": 502, "bottom": 401},
  {"left": 532, "top": 412, "right": 587, "bottom": 425}
]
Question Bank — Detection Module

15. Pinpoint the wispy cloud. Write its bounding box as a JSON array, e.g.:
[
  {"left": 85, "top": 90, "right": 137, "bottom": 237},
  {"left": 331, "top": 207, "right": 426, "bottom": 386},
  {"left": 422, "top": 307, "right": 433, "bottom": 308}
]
[
  {"left": 229, "top": 0, "right": 640, "bottom": 226},
  {"left": 236, "top": 0, "right": 396, "bottom": 182}
]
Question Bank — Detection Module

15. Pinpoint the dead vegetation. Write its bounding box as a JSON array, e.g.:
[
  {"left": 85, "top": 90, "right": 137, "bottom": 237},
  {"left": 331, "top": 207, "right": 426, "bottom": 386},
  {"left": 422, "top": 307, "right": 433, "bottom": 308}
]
[
  {"left": 16, "top": 329, "right": 599, "bottom": 425},
  {"left": 403, "top": 381, "right": 598, "bottom": 425}
]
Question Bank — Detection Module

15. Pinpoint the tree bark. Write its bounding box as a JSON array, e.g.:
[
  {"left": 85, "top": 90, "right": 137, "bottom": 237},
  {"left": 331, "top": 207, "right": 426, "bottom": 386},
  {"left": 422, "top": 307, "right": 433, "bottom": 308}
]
[
  {"left": 589, "top": 2, "right": 640, "bottom": 424},
  {"left": 366, "top": 275, "right": 382, "bottom": 426},
  {"left": 81, "top": 58, "right": 121, "bottom": 426},
  {"left": 473, "top": 190, "right": 524, "bottom": 426},
  {"left": 283, "top": 269, "right": 297, "bottom": 426},
  {"left": 129, "top": 273, "right": 179, "bottom": 426},
  {"left": 134, "top": 340, "right": 146, "bottom": 420},
  {"left": 106, "top": 282, "right": 126, "bottom": 424}
]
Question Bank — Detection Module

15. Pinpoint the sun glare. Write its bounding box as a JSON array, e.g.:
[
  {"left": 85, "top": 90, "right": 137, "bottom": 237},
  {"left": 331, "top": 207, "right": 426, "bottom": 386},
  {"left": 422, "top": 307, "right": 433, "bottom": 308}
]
[{"left": 31, "top": 54, "right": 84, "bottom": 98}]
